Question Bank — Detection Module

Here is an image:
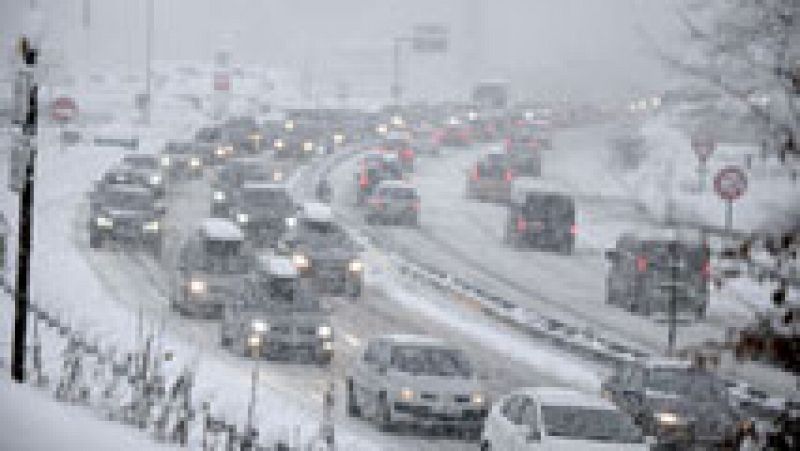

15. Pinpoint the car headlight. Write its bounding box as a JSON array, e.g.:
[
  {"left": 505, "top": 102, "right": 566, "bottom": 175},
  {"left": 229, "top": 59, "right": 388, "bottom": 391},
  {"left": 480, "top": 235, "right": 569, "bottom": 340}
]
[
  {"left": 656, "top": 412, "right": 681, "bottom": 426},
  {"left": 376, "top": 124, "right": 388, "bottom": 135},
  {"left": 189, "top": 157, "right": 201, "bottom": 167},
  {"left": 292, "top": 253, "right": 309, "bottom": 270},
  {"left": 247, "top": 334, "right": 262, "bottom": 348},
  {"left": 273, "top": 170, "right": 283, "bottom": 181},
  {"left": 285, "top": 217, "right": 297, "bottom": 228},
  {"left": 322, "top": 341, "right": 333, "bottom": 351},
  {"left": 252, "top": 320, "right": 268, "bottom": 333},
  {"left": 96, "top": 216, "right": 113, "bottom": 228},
  {"left": 149, "top": 174, "right": 162, "bottom": 185},
  {"left": 213, "top": 190, "right": 226, "bottom": 202},
  {"left": 303, "top": 141, "right": 314, "bottom": 152},
  {"left": 468, "top": 111, "right": 478, "bottom": 121},
  {"left": 236, "top": 213, "right": 249, "bottom": 224},
  {"left": 189, "top": 279, "right": 206, "bottom": 294},
  {"left": 274, "top": 139, "right": 284, "bottom": 150},
  {"left": 333, "top": 134, "right": 344, "bottom": 144},
  {"left": 248, "top": 133, "right": 262, "bottom": 142},
  {"left": 471, "top": 392, "right": 485, "bottom": 405},
  {"left": 399, "top": 388, "right": 414, "bottom": 401},
  {"left": 284, "top": 120, "right": 294, "bottom": 131},
  {"left": 348, "top": 259, "right": 363, "bottom": 273},
  {"left": 160, "top": 155, "right": 171, "bottom": 167},
  {"left": 317, "top": 325, "right": 332, "bottom": 338},
  {"left": 142, "top": 220, "right": 160, "bottom": 232}
]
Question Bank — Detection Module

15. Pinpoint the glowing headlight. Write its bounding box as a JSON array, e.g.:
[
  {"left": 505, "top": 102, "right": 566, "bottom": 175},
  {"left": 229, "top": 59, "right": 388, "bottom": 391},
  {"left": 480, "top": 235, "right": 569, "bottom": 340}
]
[
  {"left": 524, "top": 111, "right": 535, "bottom": 121},
  {"left": 236, "top": 213, "right": 249, "bottom": 223},
  {"left": 248, "top": 133, "right": 262, "bottom": 142},
  {"left": 391, "top": 115, "right": 404, "bottom": 126},
  {"left": 303, "top": 141, "right": 314, "bottom": 152},
  {"left": 189, "top": 157, "right": 201, "bottom": 167},
  {"left": 284, "top": 120, "right": 294, "bottom": 131},
  {"left": 285, "top": 217, "right": 297, "bottom": 228},
  {"left": 252, "top": 320, "right": 268, "bottom": 333},
  {"left": 273, "top": 171, "right": 283, "bottom": 181},
  {"left": 247, "top": 334, "right": 262, "bottom": 348},
  {"left": 333, "top": 134, "right": 344, "bottom": 144},
  {"left": 292, "top": 253, "right": 309, "bottom": 270},
  {"left": 348, "top": 260, "right": 363, "bottom": 273},
  {"left": 399, "top": 388, "right": 414, "bottom": 401},
  {"left": 322, "top": 341, "right": 333, "bottom": 351},
  {"left": 656, "top": 412, "right": 680, "bottom": 425},
  {"left": 468, "top": 111, "right": 478, "bottom": 121},
  {"left": 215, "top": 146, "right": 226, "bottom": 156},
  {"left": 273, "top": 139, "right": 284, "bottom": 150},
  {"left": 376, "top": 124, "right": 388, "bottom": 135},
  {"left": 317, "top": 325, "right": 332, "bottom": 338},
  {"left": 96, "top": 216, "right": 113, "bottom": 228},
  {"left": 471, "top": 392, "right": 485, "bottom": 405},
  {"left": 142, "top": 220, "right": 160, "bottom": 232},
  {"left": 213, "top": 190, "right": 226, "bottom": 201},
  {"left": 160, "top": 155, "right": 171, "bottom": 167},
  {"left": 189, "top": 279, "right": 206, "bottom": 294},
  {"left": 149, "top": 174, "right": 162, "bottom": 185}
]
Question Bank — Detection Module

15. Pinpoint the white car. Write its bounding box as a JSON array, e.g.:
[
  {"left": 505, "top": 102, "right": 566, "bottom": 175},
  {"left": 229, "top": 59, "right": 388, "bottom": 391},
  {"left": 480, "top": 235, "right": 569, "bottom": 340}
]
[
  {"left": 345, "top": 334, "right": 487, "bottom": 437},
  {"left": 481, "top": 387, "right": 648, "bottom": 450}
]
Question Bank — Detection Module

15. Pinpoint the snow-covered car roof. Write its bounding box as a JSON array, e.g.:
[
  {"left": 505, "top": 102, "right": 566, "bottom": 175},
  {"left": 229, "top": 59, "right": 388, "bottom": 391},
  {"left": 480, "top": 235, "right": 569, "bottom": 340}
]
[
  {"left": 376, "top": 180, "right": 416, "bottom": 191},
  {"left": 241, "top": 181, "right": 285, "bottom": 192},
  {"left": 380, "top": 334, "right": 449, "bottom": 348},
  {"left": 301, "top": 202, "right": 333, "bottom": 222},
  {"left": 255, "top": 254, "right": 298, "bottom": 278},
  {"left": 640, "top": 358, "right": 694, "bottom": 371},
  {"left": 122, "top": 153, "right": 159, "bottom": 162},
  {"left": 199, "top": 218, "right": 244, "bottom": 241},
  {"left": 521, "top": 387, "right": 617, "bottom": 410},
  {"left": 100, "top": 184, "right": 151, "bottom": 196}
]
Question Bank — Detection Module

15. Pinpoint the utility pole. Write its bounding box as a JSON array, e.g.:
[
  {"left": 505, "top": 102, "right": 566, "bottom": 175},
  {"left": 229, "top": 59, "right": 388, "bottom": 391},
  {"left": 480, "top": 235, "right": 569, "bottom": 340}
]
[
  {"left": 391, "top": 38, "right": 403, "bottom": 106},
  {"left": 11, "top": 36, "right": 39, "bottom": 382},
  {"left": 144, "top": 0, "right": 153, "bottom": 124}
]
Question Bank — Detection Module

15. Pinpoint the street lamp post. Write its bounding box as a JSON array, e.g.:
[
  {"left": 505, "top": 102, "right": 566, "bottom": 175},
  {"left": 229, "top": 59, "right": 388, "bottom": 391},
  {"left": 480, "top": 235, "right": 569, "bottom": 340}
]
[{"left": 144, "top": 0, "right": 153, "bottom": 124}]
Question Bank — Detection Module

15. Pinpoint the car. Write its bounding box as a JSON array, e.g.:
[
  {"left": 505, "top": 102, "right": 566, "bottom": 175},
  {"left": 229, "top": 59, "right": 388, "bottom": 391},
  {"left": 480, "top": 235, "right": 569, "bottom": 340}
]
[
  {"left": 195, "top": 125, "right": 227, "bottom": 165},
  {"left": 210, "top": 157, "right": 283, "bottom": 217},
  {"left": 601, "top": 358, "right": 747, "bottom": 449},
  {"left": 482, "top": 387, "right": 648, "bottom": 450},
  {"left": 121, "top": 153, "right": 167, "bottom": 196},
  {"left": 161, "top": 141, "right": 204, "bottom": 180},
  {"left": 104, "top": 160, "right": 164, "bottom": 199},
  {"left": 346, "top": 334, "right": 487, "bottom": 437},
  {"left": 505, "top": 181, "right": 576, "bottom": 253},
  {"left": 380, "top": 130, "right": 415, "bottom": 173},
  {"left": 466, "top": 153, "right": 515, "bottom": 203},
  {"left": 220, "top": 254, "right": 333, "bottom": 364},
  {"left": 171, "top": 218, "right": 253, "bottom": 318},
  {"left": 88, "top": 184, "right": 165, "bottom": 256},
  {"left": 230, "top": 182, "right": 297, "bottom": 247},
  {"left": 365, "top": 180, "right": 420, "bottom": 226},
  {"left": 504, "top": 134, "right": 543, "bottom": 177},
  {"left": 436, "top": 119, "right": 472, "bottom": 148},
  {"left": 355, "top": 152, "right": 404, "bottom": 204},
  {"left": 279, "top": 203, "right": 363, "bottom": 298},
  {"left": 604, "top": 233, "right": 710, "bottom": 319}
]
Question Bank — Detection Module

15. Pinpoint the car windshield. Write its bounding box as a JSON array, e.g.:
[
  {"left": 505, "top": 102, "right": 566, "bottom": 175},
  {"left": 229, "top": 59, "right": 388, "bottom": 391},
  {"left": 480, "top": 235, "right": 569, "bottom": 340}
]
[
  {"left": 124, "top": 156, "right": 158, "bottom": 170},
  {"left": 641, "top": 242, "right": 705, "bottom": 272},
  {"left": 301, "top": 220, "right": 343, "bottom": 238},
  {"left": 541, "top": 406, "right": 643, "bottom": 443},
  {"left": 645, "top": 369, "right": 727, "bottom": 402},
  {"left": 104, "top": 191, "right": 153, "bottom": 210},
  {"left": 242, "top": 188, "right": 288, "bottom": 207},
  {"left": 390, "top": 345, "right": 473, "bottom": 378},
  {"left": 165, "top": 142, "right": 194, "bottom": 154},
  {"left": 523, "top": 195, "right": 574, "bottom": 220},
  {"left": 202, "top": 240, "right": 249, "bottom": 274}
]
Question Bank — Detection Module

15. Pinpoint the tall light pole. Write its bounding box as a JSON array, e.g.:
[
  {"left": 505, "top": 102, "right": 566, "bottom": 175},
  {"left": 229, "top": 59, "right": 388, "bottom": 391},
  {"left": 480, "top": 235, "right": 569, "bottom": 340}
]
[{"left": 144, "top": 0, "right": 153, "bottom": 124}]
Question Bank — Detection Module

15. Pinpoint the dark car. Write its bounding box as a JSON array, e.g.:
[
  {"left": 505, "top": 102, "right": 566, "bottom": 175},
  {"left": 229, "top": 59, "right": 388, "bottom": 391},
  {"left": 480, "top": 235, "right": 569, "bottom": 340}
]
[
  {"left": 120, "top": 153, "right": 166, "bottom": 198},
  {"left": 466, "top": 153, "right": 514, "bottom": 203},
  {"left": 605, "top": 234, "right": 710, "bottom": 319},
  {"left": 88, "top": 184, "right": 165, "bottom": 256},
  {"left": 211, "top": 157, "right": 281, "bottom": 217},
  {"left": 355, "top": 152, "right": 404, "bottom": 204},
  {"left": 505, "top": 187, "right": 575, "bottom": 253},
  {"left": 504, "top": 134, "right": 543, "bottom": 177},
  {"left": 381, "top": 131, "right": 415, "bottom": 173},
  {"left": 161, "top": 141, "right": 204, "bottom": 180},
  {"left": 602, "top": 359, "right": 747, "bottom": 449},
  {"left": 230, "top": 182, "right": 297, "bottom": 247},
  {"left": 365, "top": 180, "right": 420, "bottom": 226}
]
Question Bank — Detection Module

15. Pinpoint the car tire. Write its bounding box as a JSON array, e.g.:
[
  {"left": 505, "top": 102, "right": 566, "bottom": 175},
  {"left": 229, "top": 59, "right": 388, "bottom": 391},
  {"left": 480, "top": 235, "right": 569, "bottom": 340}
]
[
  {"left": 348, "top": 284, "right": 362, "bottom": 300},
  {"left": 695, "top": 305, "right": 707, "bottom": 320},
  {"left": 375, "top": 392, "right": 393, "bottom": 431},
  {"left": 479, "top": 440, "right": 491, "bottom": 451},
  {"left": 220, "top": 335, "right": 232, "bottom": 348},
  {"left": 149, "top": 240, "right": 162, "bottom": 258},
  {"left": 346, "top": 379, "right": 361, "bottom": 418},
  {"left": 89, "top": 232, "right": 103, "bottom": 249}
]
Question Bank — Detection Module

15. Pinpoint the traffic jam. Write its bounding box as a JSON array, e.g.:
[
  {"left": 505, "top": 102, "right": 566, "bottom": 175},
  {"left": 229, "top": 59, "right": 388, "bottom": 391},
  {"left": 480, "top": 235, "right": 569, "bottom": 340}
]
[{"left": 3, "top": 1, "right": 799, "bottom": 450}]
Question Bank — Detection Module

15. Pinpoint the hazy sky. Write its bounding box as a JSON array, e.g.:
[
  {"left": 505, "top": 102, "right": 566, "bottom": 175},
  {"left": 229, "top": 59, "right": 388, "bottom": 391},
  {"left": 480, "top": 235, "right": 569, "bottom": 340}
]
[{"left": 2, "top": 0, "right": 684, "bottom": 102}]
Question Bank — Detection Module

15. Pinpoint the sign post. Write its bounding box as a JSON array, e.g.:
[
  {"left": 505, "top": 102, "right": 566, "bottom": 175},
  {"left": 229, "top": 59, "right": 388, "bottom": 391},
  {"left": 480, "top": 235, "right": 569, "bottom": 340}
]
[
  {"left": 713, "top": 166, "right": 747, "bottom": 232},
  {"left": 50, "top": 96, "right": 77, "bottom": 151},
  {"left": 691, "top": 135, "right": 715, "bottom": 192}
]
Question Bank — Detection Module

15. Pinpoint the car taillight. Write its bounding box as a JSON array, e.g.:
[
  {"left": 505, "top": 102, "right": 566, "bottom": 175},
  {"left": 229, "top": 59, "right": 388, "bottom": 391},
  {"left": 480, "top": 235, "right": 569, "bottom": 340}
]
[
  {"left": 359, "top": 171, "right": 368, "bottom": 187},
  {"left": 471, "top": 166, "right": 480, "bottom": 181},
  {"left": 516, "top": 217, "right": 527, "bottom": 232},
  {"left": 636, "top": 256, "right": 648, "bottom": 272},
  {"left": 401, "top": 148, "right": 414, "bottom": 159},
  {"left": 569, "top": 224, "right": 577, "bottom": 235},
  {"left": 504, "top": 169, "right": 513, "bottom": 182},
  {"left": 701, "top": 260, "right": 711, "bottom": 279}
]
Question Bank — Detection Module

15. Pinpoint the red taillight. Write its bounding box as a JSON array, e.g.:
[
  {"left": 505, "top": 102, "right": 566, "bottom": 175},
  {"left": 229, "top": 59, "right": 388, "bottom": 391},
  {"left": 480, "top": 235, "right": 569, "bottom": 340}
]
[
  {"left": 516, "top": 217, "right": 527, "bottom": 232},
  {"left": 701, "top": 260, "right": 711, "bottom": 278},
  {"left": 504, "top": 169, "right": 513, "bottom": 182},
  {"left": 368, "top": 196, "right": 384, "bottom": 207},
  {"left": 359, "top": 171, "right": 368, "bottom": 187},
  {"left": 569, "top": 224, "right": 577, "bottom": 235},
  {"left": 401, "top": 148, "right": 414, "bottom": 159},
  {"left": 471, "top": 166, "right": 480, "bottom": 181},
  {"left": 636, "top": 256, "right": 648, "bottom": 272},
  {"left": 412, "top": 200, "right": 420, "bottom": 211}
]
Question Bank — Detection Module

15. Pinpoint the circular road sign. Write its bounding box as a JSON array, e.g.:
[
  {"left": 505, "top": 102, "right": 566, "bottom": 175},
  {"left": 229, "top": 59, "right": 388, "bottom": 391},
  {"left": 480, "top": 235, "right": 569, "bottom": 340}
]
[
  {"left": 714, "top": 166, "right": 748, "bottom": 201},
  {"left": 691, "top": 135, "right": 715, "bottom": 161},
  {"left": 50, "top": 96, "right": 77, "bottom": 123}
]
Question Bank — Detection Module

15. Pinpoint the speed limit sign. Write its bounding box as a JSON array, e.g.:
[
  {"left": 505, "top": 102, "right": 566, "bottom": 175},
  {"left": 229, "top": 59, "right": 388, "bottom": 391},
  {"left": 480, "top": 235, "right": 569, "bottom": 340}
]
[{"left": 714, "top": 166, "right": 747, "bottom": 201}]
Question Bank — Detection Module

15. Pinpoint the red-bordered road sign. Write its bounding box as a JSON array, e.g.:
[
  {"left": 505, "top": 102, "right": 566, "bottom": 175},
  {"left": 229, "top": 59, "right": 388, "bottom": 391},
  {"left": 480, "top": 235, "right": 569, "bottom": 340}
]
[
  {"left": 691, "top": 135, "right": 715, "bottom": 162},
  {"left": 214, "top": 73, "right": 230, "bottom": 92},
  {"left": 714, "top": 166, "right": 747, "bottom": 201},
  {"left": 50, "top": 96, "right": 77, "bottom": 123}
]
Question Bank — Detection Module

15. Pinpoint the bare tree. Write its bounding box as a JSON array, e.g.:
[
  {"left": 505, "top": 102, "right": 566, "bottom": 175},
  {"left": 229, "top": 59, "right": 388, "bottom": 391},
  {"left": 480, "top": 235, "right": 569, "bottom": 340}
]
[{"left": 656, "top": 0, "right": 799, "bottom": 160}]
